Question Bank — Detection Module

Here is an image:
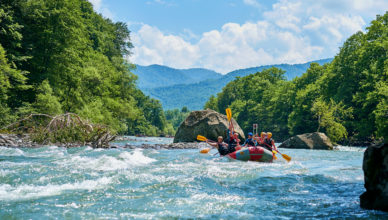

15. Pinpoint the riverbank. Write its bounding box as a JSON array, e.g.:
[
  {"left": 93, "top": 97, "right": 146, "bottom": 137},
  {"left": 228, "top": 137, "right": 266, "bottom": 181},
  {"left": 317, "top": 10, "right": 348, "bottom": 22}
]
[
  {"left": 0, "top": 133, "right": 375, "bottom": 149},
  {"left": 0, "top": 133, "right": 202, "bottom": 149}
]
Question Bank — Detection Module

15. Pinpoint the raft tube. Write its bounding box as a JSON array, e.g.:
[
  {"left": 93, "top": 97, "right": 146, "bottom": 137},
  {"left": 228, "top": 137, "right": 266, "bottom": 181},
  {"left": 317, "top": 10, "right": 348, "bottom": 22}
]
[{"left": 227, "top": 146, "right": 274, "bottom": 162}]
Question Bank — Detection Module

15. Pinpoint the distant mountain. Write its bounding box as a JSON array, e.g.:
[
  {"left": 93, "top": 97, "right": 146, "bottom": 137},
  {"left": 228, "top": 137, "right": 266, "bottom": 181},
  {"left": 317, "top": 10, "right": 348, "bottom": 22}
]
[
  {"left": 133, "top": 64, "right": 222, "bottom": 89},
  {"left": 141, "top": 58, "right": 333, "bottom": 110}
]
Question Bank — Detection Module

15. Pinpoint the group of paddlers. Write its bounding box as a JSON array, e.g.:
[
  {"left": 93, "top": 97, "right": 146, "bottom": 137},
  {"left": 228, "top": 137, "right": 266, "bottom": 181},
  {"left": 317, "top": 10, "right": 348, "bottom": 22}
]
[{"left": 206, "top": 124, "right": 278, "bottom": 156}]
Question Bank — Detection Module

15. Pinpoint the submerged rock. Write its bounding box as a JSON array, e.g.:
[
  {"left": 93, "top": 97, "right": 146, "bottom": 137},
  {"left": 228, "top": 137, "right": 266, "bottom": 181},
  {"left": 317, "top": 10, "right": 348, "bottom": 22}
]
[
  {"left": 360, "top": 143, "right": 388, "bottom": 212},
  {"left": 279, "top": 132, "right": 333, "bottom": 150},
  {"left": 173, "top": 109, "right": 245, "bottom": 143}
]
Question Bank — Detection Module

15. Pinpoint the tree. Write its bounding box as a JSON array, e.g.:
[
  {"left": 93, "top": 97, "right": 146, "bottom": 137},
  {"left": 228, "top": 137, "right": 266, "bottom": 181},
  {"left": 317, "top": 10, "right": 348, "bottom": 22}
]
[
  {"left": 34, "top": 80, "right": 62, "bottom": 115},
  {"left": 311, "top": 99, "right": 352, "bottom": 142}
]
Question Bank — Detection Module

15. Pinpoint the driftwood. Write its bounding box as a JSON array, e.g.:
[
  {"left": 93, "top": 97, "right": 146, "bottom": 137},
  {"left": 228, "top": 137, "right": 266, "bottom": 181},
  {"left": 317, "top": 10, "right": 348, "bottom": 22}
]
[{"left": 2, "top": 113, "right": 115, "bottom": 148}]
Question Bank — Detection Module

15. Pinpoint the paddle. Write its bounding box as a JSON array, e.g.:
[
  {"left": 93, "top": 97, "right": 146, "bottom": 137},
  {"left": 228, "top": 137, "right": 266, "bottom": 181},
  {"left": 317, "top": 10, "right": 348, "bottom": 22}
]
[
  {"left": 197, "top": 135, "right": 214, "bottom": 154},
  {"left": 226, "top": 108, "right": 241, "bottom": 147},
  {"left": 263, "top": 142, "right": 291, "bottom": 162},
  {"left": 226, "top": 108, "right": 234, "bottom": 132}
]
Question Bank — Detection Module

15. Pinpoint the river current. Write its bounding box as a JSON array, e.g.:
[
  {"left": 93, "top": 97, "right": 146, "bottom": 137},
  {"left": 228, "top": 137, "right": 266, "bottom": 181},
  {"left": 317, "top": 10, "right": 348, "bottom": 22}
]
[{"left": 0, "top": 137, "right": 387, "bottom": 219}]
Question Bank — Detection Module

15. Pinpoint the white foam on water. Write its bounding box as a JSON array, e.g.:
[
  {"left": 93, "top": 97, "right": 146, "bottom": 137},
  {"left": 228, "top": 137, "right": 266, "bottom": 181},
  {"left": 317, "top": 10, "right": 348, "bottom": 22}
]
[
  {"left": 59, "top": 149, "right": 156, "bottom": 171},
  {"left": 119, "top": 150, "right": 157, "bottom": 165},
  {"left": 54, "top": 202, "right": 81, "bottom": 208},
  {"left": 0, "top": 169, "right": 14, "bottom": 176},
  {"left": 0, "top": 147, "right": 25, "bottom": 156},
  {"left": 335, "top": 146, "right": 367, "bottom": 152},
  {"left": 0, "top": 176, "right": 113, "bottom": 201}
]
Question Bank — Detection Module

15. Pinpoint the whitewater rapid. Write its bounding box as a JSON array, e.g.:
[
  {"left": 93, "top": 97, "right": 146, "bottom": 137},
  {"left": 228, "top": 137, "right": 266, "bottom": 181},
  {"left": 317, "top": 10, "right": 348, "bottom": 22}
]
[{"left": 0, "top": 137, "right": 386, "bottom": 219}]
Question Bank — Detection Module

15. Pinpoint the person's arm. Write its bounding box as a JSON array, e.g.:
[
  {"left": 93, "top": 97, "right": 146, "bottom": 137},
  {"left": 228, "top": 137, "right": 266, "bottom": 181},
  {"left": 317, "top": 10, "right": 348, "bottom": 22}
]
[
  {"left": 271, "top": 139, "right": 277, "bottom": 151},
  {"left": 206, "top": 140, "right": 218, "bottom": 148}
]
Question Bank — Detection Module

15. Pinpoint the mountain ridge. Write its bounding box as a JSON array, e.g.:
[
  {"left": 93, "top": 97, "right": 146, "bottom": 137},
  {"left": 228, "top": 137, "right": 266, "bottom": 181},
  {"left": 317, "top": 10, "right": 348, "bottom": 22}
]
[
  {"left": 137, "top": 58, "right": 333, "bottom": 110},
  {"left": 133, "top": 64, "right": 222, "bottom": 89}
]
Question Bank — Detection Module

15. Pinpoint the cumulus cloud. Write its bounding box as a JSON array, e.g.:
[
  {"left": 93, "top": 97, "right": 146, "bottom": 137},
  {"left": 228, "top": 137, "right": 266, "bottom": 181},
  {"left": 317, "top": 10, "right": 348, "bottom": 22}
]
[
  {"left": 130, "top": 0, "right": 386, "bottom": 73},
  {"left": 243, "top": 0, "right": 262, "bottom": 8},
  {"left": 88, "top": 0, "right": 114, "bottom": 19}
]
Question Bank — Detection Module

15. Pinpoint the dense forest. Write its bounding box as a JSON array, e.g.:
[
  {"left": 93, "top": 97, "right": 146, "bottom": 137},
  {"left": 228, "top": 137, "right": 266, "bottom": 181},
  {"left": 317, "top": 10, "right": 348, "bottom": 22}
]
[
  {"left": 0, "top": 0, "right": 174, "bottom": 136},
  {"left": 143, "top": 59, "right": 332, "bottom": 110},
  {"left": 205, "top": 13, "right": 387, "bottom": 144}
]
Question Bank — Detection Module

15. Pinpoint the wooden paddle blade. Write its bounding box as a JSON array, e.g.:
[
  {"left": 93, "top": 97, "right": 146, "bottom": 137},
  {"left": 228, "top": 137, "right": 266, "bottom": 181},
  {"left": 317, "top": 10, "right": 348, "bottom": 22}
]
[
  {"left": 282, "top": 153, "right": 291, "bottom": 162},
  {"left": 226, "top": 108, "right": 232, "bottom": 121},
  {"left": 273, "top": 154, "right": 278, "bottom": 160},
  {"left": 200, "top": 148, "right": 211, "bottom": 154},
  {"left": 197, "top": 135, "right": 207, "bottom": 142}
]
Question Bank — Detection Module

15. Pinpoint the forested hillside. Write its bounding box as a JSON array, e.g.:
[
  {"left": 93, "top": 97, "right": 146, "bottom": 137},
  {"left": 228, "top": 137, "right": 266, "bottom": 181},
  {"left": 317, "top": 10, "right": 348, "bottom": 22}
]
[
  {"left": 0, "top": 0, "right": 173, "bottom": 136},
  {"left": 205, "top": 13, "right": 387, "bottom": 143},
  {"left": 134, "top": 65, "right": 221, "bottom": 89},
  {"left": 144, "top": 59, "right": 333, "bottom": 110}
]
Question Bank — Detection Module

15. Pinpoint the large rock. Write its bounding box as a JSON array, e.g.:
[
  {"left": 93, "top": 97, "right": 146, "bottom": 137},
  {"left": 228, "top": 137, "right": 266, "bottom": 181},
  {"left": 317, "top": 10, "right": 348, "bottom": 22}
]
[
  {"left": 279, "top": 132, "right": 333, "bottom": 150},
  {"left": 173, "top": 109, "right": 245, "bottom": 143},
  {"left": 360, "top": 143, "right": 388, "bottom": 212}
]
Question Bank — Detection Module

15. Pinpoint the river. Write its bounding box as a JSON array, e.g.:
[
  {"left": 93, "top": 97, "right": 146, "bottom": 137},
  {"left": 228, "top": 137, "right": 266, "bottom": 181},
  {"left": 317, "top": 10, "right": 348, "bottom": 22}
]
[{"left": 0, "top": 137, "right": 387, "bottom": 219}]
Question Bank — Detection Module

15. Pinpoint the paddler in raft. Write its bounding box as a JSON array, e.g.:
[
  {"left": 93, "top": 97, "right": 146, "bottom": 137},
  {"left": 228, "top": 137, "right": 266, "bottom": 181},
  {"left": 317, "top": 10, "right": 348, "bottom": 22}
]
[
  {"left": 243, "top": 132, "right": 255, "bottom": 147},
  {"left": 253, "top": 132, "right": 265, "bottom": 147},
  {"left": 206, "top": 136, "right": 230, "bottom": 156},
  {"left": 262, "top": 132, "right": 277, "bottom": 152},
  {"left": 227, "top": 125, "right": 240, "bottom": 152}
]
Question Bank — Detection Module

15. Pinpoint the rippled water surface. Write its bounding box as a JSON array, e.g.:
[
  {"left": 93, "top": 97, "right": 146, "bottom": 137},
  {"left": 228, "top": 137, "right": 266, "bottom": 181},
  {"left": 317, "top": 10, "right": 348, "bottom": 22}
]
[{"left": 0, "top": 137, "right": 387, "bottom": 219}]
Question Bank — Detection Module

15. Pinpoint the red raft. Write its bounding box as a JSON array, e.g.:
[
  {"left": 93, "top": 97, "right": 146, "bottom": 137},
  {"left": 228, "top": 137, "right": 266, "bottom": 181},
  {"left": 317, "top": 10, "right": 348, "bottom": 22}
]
[{"left": 227, "top": 146, "right": 274, "bottom": 162}]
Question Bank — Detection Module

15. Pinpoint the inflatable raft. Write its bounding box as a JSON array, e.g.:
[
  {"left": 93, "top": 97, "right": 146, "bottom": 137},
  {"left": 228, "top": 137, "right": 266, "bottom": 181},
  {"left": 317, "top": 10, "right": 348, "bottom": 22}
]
[{"left": 227, "top": 146, "right": 274, "bottom": 162}]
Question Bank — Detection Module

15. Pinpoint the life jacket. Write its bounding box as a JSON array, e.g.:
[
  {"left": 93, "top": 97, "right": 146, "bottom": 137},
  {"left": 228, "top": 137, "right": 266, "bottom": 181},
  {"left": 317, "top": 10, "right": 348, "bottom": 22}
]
[
  {"left": 263, "top": 138, "right": 273, "bottom": 151},
  {"left": 217, "top": 142, "right": 229, "bottom": 156},
  {"left": 245, "top": 138, "right": 255, "bottom": 146},
  {"left": 256, "top": 137, "right": 264, "bottom": 146}
]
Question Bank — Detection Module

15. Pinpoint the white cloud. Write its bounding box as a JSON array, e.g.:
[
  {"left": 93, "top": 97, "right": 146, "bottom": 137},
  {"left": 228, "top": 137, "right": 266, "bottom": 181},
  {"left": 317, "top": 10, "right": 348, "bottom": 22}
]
[
  {"left": 132, "top": 25, "right": 200, "bottom": 68},
  {"left": 130, "top": 0, "right": 387, "bottom": 73},
  {"left": 88, "top": 0, "right": 114, "bottom": 19},
  {"left": 243, "top": 0, "right": 262, "bottom": 8},
  {"left": 88, "top": 0, "right": 102, "bottom": 11}
]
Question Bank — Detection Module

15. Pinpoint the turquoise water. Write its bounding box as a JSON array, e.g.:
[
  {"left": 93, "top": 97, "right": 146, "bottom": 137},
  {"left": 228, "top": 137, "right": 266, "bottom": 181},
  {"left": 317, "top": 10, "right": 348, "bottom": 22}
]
[{"left": 0, "top": 137, "right": 387, "bottom": 219}]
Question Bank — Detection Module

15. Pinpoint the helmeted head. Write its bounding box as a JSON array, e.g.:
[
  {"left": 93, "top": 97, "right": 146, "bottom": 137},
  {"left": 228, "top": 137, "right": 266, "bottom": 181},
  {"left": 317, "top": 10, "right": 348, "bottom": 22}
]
[
  {"left": 217, "top": 136, "right": 223, "bottom": 142},
  {"left": 261, "top": 132, "right": 266, "bottom": 138},
  {"left": 248, "top": 132, "right": 253, "bottom": 138},
  {"left": 267, "top": 132, "right": 272, "bottom": 139}
]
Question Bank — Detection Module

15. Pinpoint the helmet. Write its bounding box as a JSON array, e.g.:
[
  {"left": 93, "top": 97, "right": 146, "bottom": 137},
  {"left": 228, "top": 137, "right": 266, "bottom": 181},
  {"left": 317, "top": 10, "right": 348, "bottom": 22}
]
[
  {"left": 260, "top": 132, "right": 266, "bottom": 138},
  {"left": 267, "top": 132, "right": 272, "bottom": 139},
  {"left": 248, "top": 132, "right": 253, "bottom": 136}
]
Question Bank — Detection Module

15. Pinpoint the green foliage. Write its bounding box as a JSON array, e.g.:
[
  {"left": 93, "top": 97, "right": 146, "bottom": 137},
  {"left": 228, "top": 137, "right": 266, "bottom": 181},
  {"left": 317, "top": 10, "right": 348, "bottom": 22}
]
[
  {"left": 205, "top": 12, "right": 388, "bottom": 143},
  {"left": 0, "top": 0, "right": 170, "bottom": 136},
  {"left": 34, "top": 80, "right": 62, "bottom": 115},
  {"left": 143, "top": 59, "right": 333, "bottom": 110},
  {"left": 311, "top": 99, "right": 352, "bottom": 142},
  {"left": 0, "top": 43, "right": 28, "bottom": 126},
  {"left": 165, "top": 107, "right": 191, "bottom": 132},
  {"left": 204, "top": 95, "right": 219, "bottom": 111}
]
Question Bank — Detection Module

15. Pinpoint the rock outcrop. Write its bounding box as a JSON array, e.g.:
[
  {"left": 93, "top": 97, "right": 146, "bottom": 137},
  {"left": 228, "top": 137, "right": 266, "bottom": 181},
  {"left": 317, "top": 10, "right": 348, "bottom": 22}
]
[
  {"left": 173, "top": 109, "right": 245, "bottom": 143},
  {"left": 279, "top": 132, "right": 333, "bottom": 150},
  {"left": 360, "top": 143, "right": 388, "bottom": 212}
]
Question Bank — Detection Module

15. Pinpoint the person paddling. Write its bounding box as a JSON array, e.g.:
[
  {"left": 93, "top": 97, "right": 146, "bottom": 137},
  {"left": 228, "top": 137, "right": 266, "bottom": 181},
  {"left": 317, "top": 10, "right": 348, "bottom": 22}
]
[
  {"left": 206, "top": 136, "right": 230, "bottom": 156},
  {"left": 263, "top": 132, "right": 277, "bottom": 151},
  {"left": 254, "top": 132, "right": 265, "bottom": 147},
  {"left": 227, "top": 131, "right": 239, "bottom": 153},
  {"left": 243, "top": 132, "right": 255, "bottom": 146}
]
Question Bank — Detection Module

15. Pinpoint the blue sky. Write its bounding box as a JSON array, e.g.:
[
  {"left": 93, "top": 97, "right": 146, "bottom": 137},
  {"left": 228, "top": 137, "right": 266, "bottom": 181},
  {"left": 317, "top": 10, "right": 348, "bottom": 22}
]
[{"left": 89, "top": 0, "right": 387, "bottom": 73}]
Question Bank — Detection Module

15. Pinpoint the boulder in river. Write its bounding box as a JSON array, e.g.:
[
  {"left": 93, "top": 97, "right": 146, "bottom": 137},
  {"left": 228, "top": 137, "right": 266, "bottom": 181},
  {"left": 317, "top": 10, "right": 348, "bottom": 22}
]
[
  {"left": 173, "top": 109, "right": 245, "bottom": 143},
  {"left": 360, "top": 143, "right": 388, "bottom": 212},
  {"left": 278, "top": 132, "right": 333, "bottom": 150}
]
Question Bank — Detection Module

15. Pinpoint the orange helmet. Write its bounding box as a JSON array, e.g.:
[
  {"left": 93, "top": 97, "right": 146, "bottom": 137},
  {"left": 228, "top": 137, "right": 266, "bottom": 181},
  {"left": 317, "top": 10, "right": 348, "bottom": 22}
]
[
  {"left": 267, "top": 132, "right": 272, "bottom": 139},
  {"left": 260, "top": 132, "right": 266, "bottom": 138}
]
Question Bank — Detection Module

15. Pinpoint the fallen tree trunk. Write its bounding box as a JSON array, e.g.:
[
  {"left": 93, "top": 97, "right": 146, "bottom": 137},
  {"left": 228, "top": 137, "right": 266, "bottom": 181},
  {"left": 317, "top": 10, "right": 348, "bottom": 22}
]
[{"left": 2, "top": 113, "right": 115, "bottom": 148}]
